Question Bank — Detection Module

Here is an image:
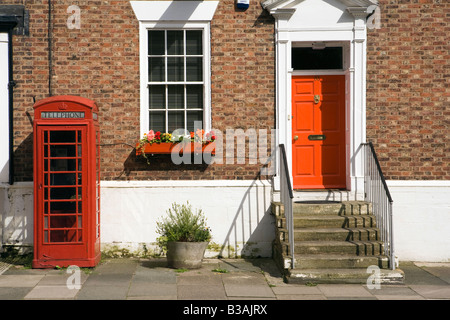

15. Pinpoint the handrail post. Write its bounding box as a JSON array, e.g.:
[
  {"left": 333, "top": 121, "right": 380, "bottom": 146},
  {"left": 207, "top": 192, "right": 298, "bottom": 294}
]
[
  {"left": 361, "top": 142, "right": 395, "bottom": 270},
  {"left": 279, "top": 144, "right": 294, "bottom": 269}
]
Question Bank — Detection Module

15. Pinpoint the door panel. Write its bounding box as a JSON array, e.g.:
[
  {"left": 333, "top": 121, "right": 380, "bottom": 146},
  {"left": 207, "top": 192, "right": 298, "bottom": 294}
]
[{"left": 292, "top": 75, "right": 346, "bottom": 189}]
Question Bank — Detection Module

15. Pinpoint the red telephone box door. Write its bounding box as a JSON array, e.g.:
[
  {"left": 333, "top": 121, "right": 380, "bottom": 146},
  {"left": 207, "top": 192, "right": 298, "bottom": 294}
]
[{"left": 35, "top": 126, "right": 89, "bottom": 264}]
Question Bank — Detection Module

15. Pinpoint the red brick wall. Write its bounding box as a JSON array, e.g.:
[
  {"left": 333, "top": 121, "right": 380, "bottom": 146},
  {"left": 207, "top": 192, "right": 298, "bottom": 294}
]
[
  {"left": 9, "top": 0, "right": 275, "bottom": 182},
  {"left": 8, "top": 0, "right": 448, "bottom": 182},
  {"left": 366, "top": 0, "right": 449, "bottom": 180}
]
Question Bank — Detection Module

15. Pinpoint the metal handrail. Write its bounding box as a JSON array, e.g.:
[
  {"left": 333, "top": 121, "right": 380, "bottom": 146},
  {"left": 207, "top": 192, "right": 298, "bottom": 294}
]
[
  {"left": 362, "top": 142, "right": 395, "bottom": 270},
  {"left": 279, "top": 144, "right": 295, "bottom": 269}
]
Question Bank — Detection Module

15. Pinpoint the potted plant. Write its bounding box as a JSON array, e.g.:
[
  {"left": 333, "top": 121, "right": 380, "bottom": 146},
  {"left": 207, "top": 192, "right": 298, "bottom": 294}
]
[{"left": 156, "top": 201, "right": 212, "bottom": 269}]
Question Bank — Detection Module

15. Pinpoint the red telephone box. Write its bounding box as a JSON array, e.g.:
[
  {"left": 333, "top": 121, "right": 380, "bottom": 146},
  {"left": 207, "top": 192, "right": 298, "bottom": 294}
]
[{"left": 32, "top": 95, "right": 101, "bottom": 268}]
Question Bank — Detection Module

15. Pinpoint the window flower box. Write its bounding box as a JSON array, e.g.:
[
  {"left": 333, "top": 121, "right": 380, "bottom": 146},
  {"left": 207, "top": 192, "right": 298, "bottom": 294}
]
[
  {"left": 135, "top": 129, "right": 216, "bottom": 156},
  {"left": 136, "top": 141, "right": 215, "bottom": 155}
]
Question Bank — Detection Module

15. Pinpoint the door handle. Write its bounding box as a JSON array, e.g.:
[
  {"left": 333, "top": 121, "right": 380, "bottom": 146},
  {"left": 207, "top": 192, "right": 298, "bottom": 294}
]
[
  {"left": 293, "top": 135, "right": 299, "bottom": 141},
  {"left": 314, "top": 95, "right": 320, "bottom": 104}
]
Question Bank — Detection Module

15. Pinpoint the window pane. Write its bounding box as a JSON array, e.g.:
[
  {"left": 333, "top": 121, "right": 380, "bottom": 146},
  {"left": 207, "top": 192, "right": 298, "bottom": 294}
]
[
  {"left": 292, "top": 47, "right": 343, "bottom": 70},
  {"left": 167, "top": 57, "right": 184, "bottom": 81},
  {"left": 50, "top": 131, "right": 76, "bottom": 143},
  {"left": 149, "top": 57, "right": 165, "bottom": 82},
  {"left": 50, "top": 159, "right": 76, "bottom": 171},
  {"left": 168, "top": 85, "right": 184, "bottom": 109},
  {"left": 168, "top": 111, "right": 185, "bottom": 133},
  {"left": 186, "top": 30, "right": 202, "bottom": 55},
  {"left": 148, "top": 30, "right": 165, "bottom": 55},
  {"left": 167, "top": 30, "right": 183, "bottom": 55},
  {"left": 186, "top": 85, "right": 203, "bottom": 109},
  {"left": 149, "top": 111, "right": 166, "bottom": 132},
  {"left": 149, "top": 85, "right": 166, "bottom": 109},
  {"left": 186, "top": 57, "right": 202, "bottom": 81},
  {"left": 187, "top": 111, "right": 203, "bottom": 132}
]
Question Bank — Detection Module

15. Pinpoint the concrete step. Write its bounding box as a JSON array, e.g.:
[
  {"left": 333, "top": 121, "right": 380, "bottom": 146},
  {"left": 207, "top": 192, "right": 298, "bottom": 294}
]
[
  {"left": 293, "top": 254, "right": 389, "bottom": 269},
  {"left": 276, "top": 215, "right": 377, "bottom": 229},
  {"left": 292, "top": 228, "right": 380, "bottom": 242},
  {"left": 288, "top": 268, "right": 405, "bottom": 284},
  {"left": 293, "top": 190, "right": 356, "bottom": 202},
  {"left": 293, "top": 201, "right": 372, "bottom": 216},
  {"left": 292, "top": 241, "right": 384, "bottom": 256}
]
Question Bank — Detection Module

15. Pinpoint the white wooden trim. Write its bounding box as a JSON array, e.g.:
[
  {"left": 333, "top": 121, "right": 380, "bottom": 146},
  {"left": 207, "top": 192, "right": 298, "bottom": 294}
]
[
  {"left": 130, "top": 1, "right": 219, "bottom": 22},
  {"left": 0, "top": 33, "right": 9, "bottom": 183},
  {"left": 132, "top": 1, "right": 217, "bottom": 136}
]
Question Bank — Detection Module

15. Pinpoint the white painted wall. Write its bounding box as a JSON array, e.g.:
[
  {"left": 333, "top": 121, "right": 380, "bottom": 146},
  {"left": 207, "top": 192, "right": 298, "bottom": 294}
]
[
  {"left": 0, "top": 33, "right": 9, "bottom": 183},
  {"left": 388, "top": 180, "right": 450, "bottom": 262},
  {"left": 0, "top": 182, "right": 34, "bottom": 252},
  {"left": 2, "top": 180, "right": 450, "bottom": 262},
  {"left": 100, "top": 180, "right": 274, "bottom": 258}
]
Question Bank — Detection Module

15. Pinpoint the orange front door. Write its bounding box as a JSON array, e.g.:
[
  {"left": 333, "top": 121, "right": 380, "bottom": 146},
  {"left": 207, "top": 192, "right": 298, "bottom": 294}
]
[{"left": 292, "top": 75, "right": 346, "bottom": 189}]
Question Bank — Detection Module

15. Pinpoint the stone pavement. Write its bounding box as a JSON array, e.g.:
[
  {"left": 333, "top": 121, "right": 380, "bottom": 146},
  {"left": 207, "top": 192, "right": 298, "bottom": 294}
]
[{"left": 0, "top": 258, "right": 449, "bottom": 300}]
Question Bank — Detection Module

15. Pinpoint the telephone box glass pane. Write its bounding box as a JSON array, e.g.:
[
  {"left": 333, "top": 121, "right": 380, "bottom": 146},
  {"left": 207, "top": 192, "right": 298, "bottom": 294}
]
[
  {"left": 50, "top": 216, "right": 76, "bottom": 228},
  {"left": 50, "top": 131, "right": 76, "bottom": 143},
  {"left": 50, "top": 159, "right": 76, "bottom": 171},
  {"left": 50, "top": 188, "right": 76, "bottom": 200},
  {"left": 50, "top": 173, "right": 76, "bottom": 185},
  {"left": 50, "top": 145, "right": 76, "bottom": 157},
  {"left": 50, "top": 202, "right": 76, "bottom": 213}
]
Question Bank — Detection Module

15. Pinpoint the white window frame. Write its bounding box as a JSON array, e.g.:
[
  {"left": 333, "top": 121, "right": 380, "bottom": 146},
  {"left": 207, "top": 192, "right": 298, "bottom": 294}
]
[
  {"left": 140, "top": 22, "right": 211, "bottom": 134},
  {"left": 132, "top": 1, "right": 219, "bottom": 136}
]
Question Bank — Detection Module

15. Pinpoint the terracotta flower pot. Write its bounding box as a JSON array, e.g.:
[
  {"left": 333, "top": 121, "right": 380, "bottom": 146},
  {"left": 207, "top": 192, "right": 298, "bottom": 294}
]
[{"left": 166, "top": 241, "right": 208, "bottom": 269}]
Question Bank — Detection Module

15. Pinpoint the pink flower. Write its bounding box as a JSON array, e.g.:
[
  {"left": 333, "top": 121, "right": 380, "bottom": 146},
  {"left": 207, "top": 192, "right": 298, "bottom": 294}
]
[{"left": 147, "top": 130, "right": 155, "bottom": 141}]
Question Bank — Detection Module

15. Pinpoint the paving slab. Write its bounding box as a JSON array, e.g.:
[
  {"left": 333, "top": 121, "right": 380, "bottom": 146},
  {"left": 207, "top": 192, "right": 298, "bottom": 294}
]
[
  {"left": 400, "top": 262, "right": 449, "bottom": 286},
  {"left": 224, "top": 284, "right": 276, "bottom": 299},
  {"left": 375, "top": 295, "right": 426, "bottom": 300},
  {"left": 177, "top": 273, "right": 223, "bottom": 286},
  {"left": 24, "top": 285, "right": 79, "bottom": 300},
  {"left": 276, "top": 294, "right": 327, "bottom": 300},
  {"left": 128, "top": 282, "right": 177, "bottom": 298},
  {"left": 0, "top": 275, "right": 44, "bottom": 287},
  {"left": 91, "top": 259, "right": 138, "bottom": 275},
  {"left": 420, "top": 267, "right": 450, "bottom": 285},
  {"left": 409, "top": 285, "right": 450, "bottom": 299},
  {"left": 365, "top": 285, "right": 422, "bottom": 297},
  {"left": 178, "top": 284, "right": 227, "bottom": 300},
  {"left": 0, "top": 287, "right": 32, "bottom": 300},
  {"left": 37, "top": 272, "right": 89, "bottom": 286},
  {"left": 217, "top": 259, "right": 263, "bottom": 273},
  {"left": 271, "top": 285, "right": 322, "bottom": 296},
  {"left": 222, "top": 272, "right": 268, "bottom": 286},
  {"left": 81, "top": 273, "right": 133, "bottom": 287},
  {"left": 75, "top": 284, "right": 129, "bottom": 300},
  {"left": 317, "top": 284, "right": 374, "bottom": 298}
]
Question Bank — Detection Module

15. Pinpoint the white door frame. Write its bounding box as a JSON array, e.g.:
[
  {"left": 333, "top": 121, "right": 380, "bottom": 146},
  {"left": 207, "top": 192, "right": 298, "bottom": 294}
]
[{"left": 266, "top": 1, "right": 373, "bottom": 201}]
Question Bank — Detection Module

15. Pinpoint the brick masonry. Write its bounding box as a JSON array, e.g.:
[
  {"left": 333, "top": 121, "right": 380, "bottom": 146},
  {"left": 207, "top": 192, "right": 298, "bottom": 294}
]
[
  {"left": 9, "top": 0, "right": 275, "bottom": 182},
  {"left": 5, "top": 0, "right": 448, "bottom": 182},
  {"left": 366, "top": 0, "right": 449, "bottom": 180}
]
